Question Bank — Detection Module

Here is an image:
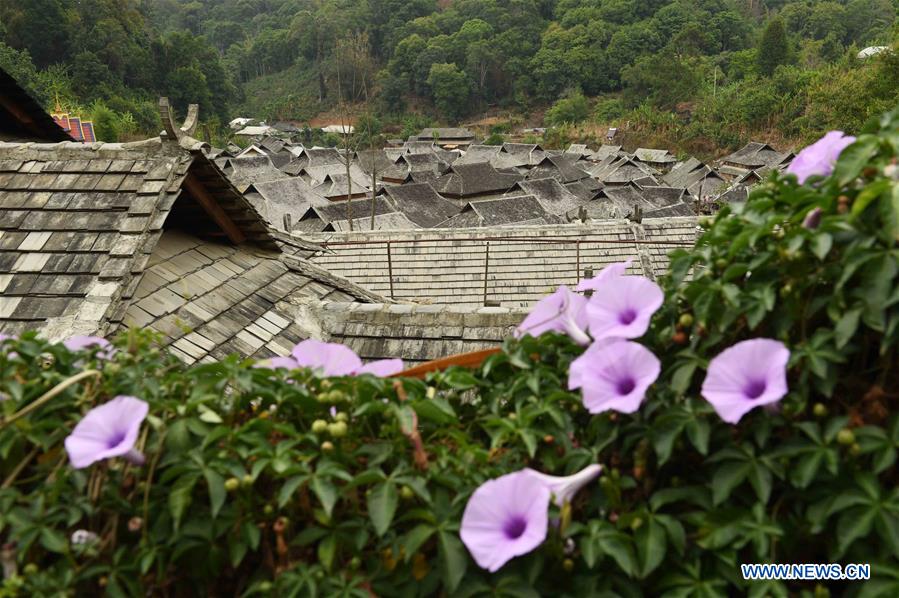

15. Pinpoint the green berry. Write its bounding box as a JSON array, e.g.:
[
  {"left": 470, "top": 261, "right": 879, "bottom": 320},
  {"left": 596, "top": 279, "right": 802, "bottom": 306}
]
[
  {"left": 349, "top": 556, "right": 362, "bottom": 569},
  {"left": 327, "top": 390, "right": 346, "bottom": 403},
  {"left": 850, "top": 443, "right": 862, "bottom": 456},
  {"left": 242, "top": 474, "right": 253, "bottom": 487},
  {"left": 714, "top": 258, "right": 728, "bottom": 270},
  {"left": 812, "top": 403, "right": 828, "bottom": 418},
  {"left": 334, "top": 412, "right": 348, "bottom": 423},
  {"left": 23, "top": 563, "right": 38, "bottom": 575},
  {"left": 328, "top": 421, "right": 348, "bottom": 438},
  {"left": 563, "top": 558, "right": 574, "bottom": 572},
  {"left": 678, "top": 313, "right": 694, "bottom": 328},
  {"left": 837, "top": 429, "right": 855, "bottom": 446},
  {"left": 321, "top": 441, "right": 334, "bottom": 452},
  {"left": 263, "top": 504, "right": 274, "bottom": 515},
  {"left": 630, "top": 517, "right": 644, "bottom": 531},
  {"left": 311, "top": 419, "right": 328, "bottom": 434},
  {"left": 258, "top": 581, "right": 273, "bottom": 592},
  {"left": 315, "top": 393, "right": 330, "bottom": 404},
  {"left": 400, "top": 486, "right": 415, "bottom": 500},
  {"left": 224, "top": 477, "right": 240, "bottom": 492}
]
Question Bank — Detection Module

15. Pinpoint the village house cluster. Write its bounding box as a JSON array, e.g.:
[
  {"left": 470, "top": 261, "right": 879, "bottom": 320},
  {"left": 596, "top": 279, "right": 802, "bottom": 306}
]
[{"left": 0, "top": 67, "right": 793, "bottom": 367}]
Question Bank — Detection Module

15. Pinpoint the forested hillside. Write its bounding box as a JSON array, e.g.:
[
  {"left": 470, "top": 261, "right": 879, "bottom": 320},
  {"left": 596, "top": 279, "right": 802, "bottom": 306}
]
[{"left": 1, "top": 0, "right": 898, "bottom": 152}]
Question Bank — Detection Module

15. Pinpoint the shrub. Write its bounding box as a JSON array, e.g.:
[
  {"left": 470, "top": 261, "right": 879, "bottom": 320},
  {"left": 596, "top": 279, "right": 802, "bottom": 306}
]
[
  {"left": 4, "top": 114, "right": 899, "bottom": 595},
  {"left": 544, "top": 91, "right": 590, "bottom": 126}
]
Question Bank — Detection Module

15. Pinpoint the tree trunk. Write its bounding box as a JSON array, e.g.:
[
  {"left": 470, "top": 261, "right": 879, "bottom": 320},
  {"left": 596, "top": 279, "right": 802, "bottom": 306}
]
[
  {"left": 370, "top": 169, "right": 377, "bottom": 230},
  {"left": 345, "top": 153, "right": 354, "bottom": 232}
]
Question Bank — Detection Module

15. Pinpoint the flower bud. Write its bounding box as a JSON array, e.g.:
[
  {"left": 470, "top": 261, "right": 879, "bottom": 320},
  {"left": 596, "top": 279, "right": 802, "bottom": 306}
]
[
  {"left": 837, "top": 429, "right": 855, "bottom": 446},
  {"left": 127, "top": 517, "right": 143, "bottom": 533},
  {"left": 328, "top": 421, "right": 348, "bottom": 438},
  {"left": 802, "top": 207, "right": 823, "bottom": 230}
]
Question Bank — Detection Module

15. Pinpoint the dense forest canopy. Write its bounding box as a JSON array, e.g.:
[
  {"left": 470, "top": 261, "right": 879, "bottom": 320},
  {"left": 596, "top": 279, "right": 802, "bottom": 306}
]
[{"left": 1, "top": 0, "right": 898, "bottom": 151}]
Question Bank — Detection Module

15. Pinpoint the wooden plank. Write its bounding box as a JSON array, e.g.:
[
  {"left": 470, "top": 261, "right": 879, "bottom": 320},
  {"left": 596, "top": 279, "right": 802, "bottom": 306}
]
[
  {"left": 390, "top": 347, "right": 501, "bottom": 379},
  {"left": 183, "top": 173, "right": 245, "bottom": 245}
]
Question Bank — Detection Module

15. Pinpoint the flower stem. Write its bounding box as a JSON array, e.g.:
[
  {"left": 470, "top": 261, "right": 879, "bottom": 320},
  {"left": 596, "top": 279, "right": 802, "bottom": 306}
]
[{"left": 0, "top": 369, "right": 101, "bottom": 429}]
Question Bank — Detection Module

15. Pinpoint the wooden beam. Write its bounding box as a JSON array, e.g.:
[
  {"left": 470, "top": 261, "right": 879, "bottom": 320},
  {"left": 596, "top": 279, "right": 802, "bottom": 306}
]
[
  {"left": 390, "top": 348, "right": 501, "bottom": 380},
  {"left": 0, "top": 96, "right": 34, "bottom": 125},
  {"left": 183, "top": 174, "right": 246, "bottom": 245}
]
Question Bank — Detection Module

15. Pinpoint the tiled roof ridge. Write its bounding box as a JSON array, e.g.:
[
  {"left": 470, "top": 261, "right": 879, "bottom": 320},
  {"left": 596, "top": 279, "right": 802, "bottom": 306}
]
[
  {"left": 281, "top": 253, "right": 394, "bottom": 304},
  {"left": 0, "top": 137, "right": 185, "bottom": 160}
]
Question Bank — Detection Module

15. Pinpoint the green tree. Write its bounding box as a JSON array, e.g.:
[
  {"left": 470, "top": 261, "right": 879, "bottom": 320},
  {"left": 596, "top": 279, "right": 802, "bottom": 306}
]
[
  {"left": 426, "top": 63, "right": 470, "bottom": 120},
  {"left": 545, "top": 90, "right": 590, "bottom": 125},
  {"left": 757, "top": 18, "right": 789, "bottom": 77}
]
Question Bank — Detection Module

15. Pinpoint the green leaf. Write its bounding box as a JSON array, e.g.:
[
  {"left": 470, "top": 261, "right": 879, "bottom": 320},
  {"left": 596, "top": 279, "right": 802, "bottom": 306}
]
[
  {"left": 412, "top": 397, "right": 457, "bottom": 425},
  {"left": 852, "top": 178, "right": 891, "bottom": 216},
  {"left": 712, "top": 461, "right": 750, "bottom": 506},
  {"left": 312, "top": 476, "right": 338, "bottom": 518},
  {"left": 318, "top": 534, "right": 337, "bottom": 571},
  {"left": 685, "top": 418, "right": 710, "bottom": 455},
  {"left": 229, "top": 538, "right": 248, "bottom": 568},
  {"left": 169, "top": 474, "right": 199, "bottom": 531},
  {"left": 394, "top": 404, "right": 417, "bottom": 436},
  {"left": 166, "top": 419, "right": 191, "bottom": 453},
  {"left": 278, "top": 475, "right": 307, "bottom": 508},
  {"left": 635, "top": 519, "right": 666, "bottom": 578},
  {"left": 656, "top": 515, "right": 686, "bottom": 556},
  {"left": 670, "top": 362, "right": 697, "bottom": 395},
  {"left": 367, "top": 482, "right": 398, "bottom": 537},
  {"left": 403, "top": 524, "right": 436, "bottom": 560},
  {"left": 811, "top": 233, "right": 833, "bottom": 260},
  {"left": 598, "top": 531, "right": 638, "bottom": 577},
  {"left": 837, "top": 507, "right": 877, "bottom": 557},
  {"left": 834, "top": 136, "right": 878, "bottom": 186},
  {"left": 39, "top": 527, "right": 67, "bottom": 553},
  {"left": 437, "top": 531, "right": 467, "bottom": 593},
  {"left": 792, "top": 451, "right": 824, "bottom": 488},
  {"left": 203, "top": 469, "right": 226, "bottom": 518},
  {"left": 198, "top": 405, "right": 223, "bottom": 424},
  {"left": 747, "top": 462, "right": 773, "bottom": 504},
  {"left": 519, "top": 428, "right": 538, "bottom": 458},
  {"left": 835, "top": 308, "right": 863, "bottom": 349}
]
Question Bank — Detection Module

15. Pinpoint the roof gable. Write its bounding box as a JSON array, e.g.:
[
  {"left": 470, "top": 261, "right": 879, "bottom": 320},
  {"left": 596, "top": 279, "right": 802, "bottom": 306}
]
[{"left": 0, "top": 68, "right": 71, "bottom": 142}]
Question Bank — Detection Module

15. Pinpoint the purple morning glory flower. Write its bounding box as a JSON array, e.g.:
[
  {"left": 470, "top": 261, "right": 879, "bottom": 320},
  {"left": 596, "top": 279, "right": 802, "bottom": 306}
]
[
  {"left": 576, "top": 259, "right": 634, "bottom": 292},
  {"left": 460, "top": 470, "right": 551, "bottom": 572},
  {"left": 787, "top": 131, "right": 856, "bottom": 184},
  {"left": 290, "top": 340, "right": 404, "bottom": 377},
  {"left": 523, "top": 464, "right": 602, "bottom": 507},
  {"left": 568, "top": 338, "right": 660, "bottom": 414},
  {"left": 701, "top": 338, "right": 790, "bottom": 424},
  {"left": 292, "top": 340, "right": 364, "bottom": 376},
  {"left": 356, "top": 358, "right": 404, "bottom": 376},
  {"left": 255, "top": 356, "right": 301, "bottom": 370},
  {"left": 63, "top": 335, "right": 114, "bottom": 360},
  {"left": 64, "top": 396, "right": 149, "bottom": 469},
  {"left": 584, "top": 275, "right": 663, "bottom": 340},
  {"left": 516, "top": 285, "right": 591, "bottom": 346}
]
